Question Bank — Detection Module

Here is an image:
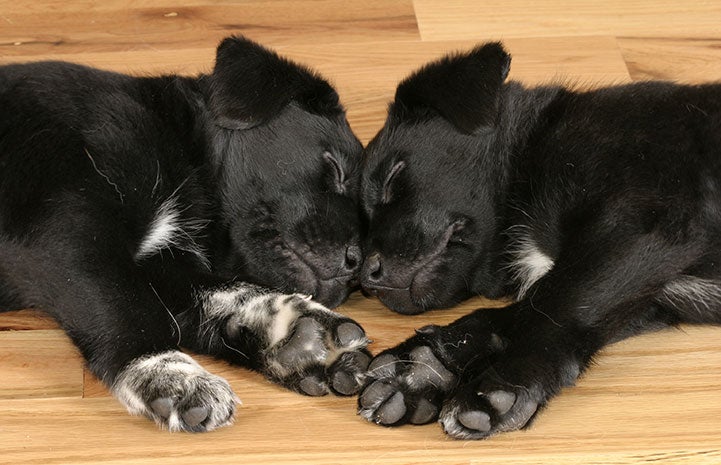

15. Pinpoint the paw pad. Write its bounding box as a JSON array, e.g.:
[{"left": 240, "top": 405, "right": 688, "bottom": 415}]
[{"left": 260, "top": 295, "right": 370, "bottom": 397}]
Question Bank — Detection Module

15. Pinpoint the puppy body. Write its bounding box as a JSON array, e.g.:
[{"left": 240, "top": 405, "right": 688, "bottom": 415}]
[
  {"left": 359, "top": 43, "right": 721, "bottom": 438},
  {"left": 0, "top": 37, "right": 369, "bottom": 431}
]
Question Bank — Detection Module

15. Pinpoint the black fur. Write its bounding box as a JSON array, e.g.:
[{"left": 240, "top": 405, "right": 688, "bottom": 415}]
[
  {"left": 358, "top": 42, "right": 721, "bottom": 439},
  {"left": 0, "top": 36, "right": 370, "bottom": 431}
]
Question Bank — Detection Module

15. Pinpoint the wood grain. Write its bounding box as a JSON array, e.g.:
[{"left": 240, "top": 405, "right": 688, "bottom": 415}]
[
  {"left": 413, "top": 0, "right": 721, "bottom": 41},
  {"left": 1, "top": 0, "right": 721, "bottom": 463},
  {"left": 0, "top": 329, "right": 83, "bottom": 399},
  {"left": 618, "top": 37, "right": 721, "bottom": 82},
  {"left": 0, "top": 0, "right": 418, "bottom": 56}
]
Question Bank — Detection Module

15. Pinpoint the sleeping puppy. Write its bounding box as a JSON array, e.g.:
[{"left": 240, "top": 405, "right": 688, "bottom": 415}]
[
  {"left": 358, "top": 42, "right": 721, "bottom": 439},
  {"left": 0, "top": 36, "right": 370, "bottom": 432}
]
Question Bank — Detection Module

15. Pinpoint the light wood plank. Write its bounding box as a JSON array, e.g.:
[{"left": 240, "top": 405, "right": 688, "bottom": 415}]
[
  {"left": 618, "top": 37, "right": 721, "bottom": 82},
  {"left": 413, "top": 0, "right": 721, "bottom": 41},
  {"left": 0, "top": 329, "right": 84, "bottom": 399},
  {"left": 0, "top": 323, "right": 720, "bottom": 464},
  {"left": 0, "top": 0, "right": 418, "bottom": 59},
  {"left": 1, "top": 296, "right": 720, "bottom": 465},
  {"left": 0, "top": 309, "right": 59, "bottom": 331}
]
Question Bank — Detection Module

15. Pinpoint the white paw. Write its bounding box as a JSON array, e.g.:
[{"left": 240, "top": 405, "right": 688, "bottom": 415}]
[
  {"left": 203, "top": 285, "right": 370, "bottom": 396},
  {"left": 112, "top": 350, "right": 238, "bottom": 432}
]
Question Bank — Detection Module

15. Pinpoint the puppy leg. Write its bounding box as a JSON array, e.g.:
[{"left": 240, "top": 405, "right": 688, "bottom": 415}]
[
  {"left": 178, "top": 282, "right": 371, "bottom": 397},
  {"left": 437, "top": 235, "right": 702, "bottom": 439},
  {"left": 1, "top": 241, "right": 236, "bottom": 432},
  {"left": 362, "top": 233, "right": 707, "bottom": 438}
]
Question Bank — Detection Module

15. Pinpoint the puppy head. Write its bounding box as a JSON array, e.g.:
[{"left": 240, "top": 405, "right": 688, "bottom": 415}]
[
  {"left": 208, "top": 36, "right": 362, "bottom": 308},
  {"left": 360, "top": 43, "right": 512, "bottom": 314}
]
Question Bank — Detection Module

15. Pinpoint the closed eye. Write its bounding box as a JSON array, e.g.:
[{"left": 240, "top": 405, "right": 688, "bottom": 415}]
[
  {"left": 323, "top": 151, "right": 346, "bottom": 194},
  {"left": 381, "top": 160, "right": 406, "bottom": 204}
]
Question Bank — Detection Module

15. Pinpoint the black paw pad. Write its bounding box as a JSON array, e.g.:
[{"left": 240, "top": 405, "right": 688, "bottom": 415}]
[
  {"left": 331, "top": 371, "right": 356, "bottom": 395},
  {"left": 329, "top": 350, "right": 370, "bottom": 396},
  {"left": 404, "top": 346, "right": 456, "bottom": 391},
  {"left": 457, "top": 410, "right": 491, "bottom": 433},
  {"left": 439, "top": 381, "right": 540, "bottom": 439},
  {"left": 367, "top": 353, "right": 398, "bottom": 378},
  {"left": 274, "top": 317, "right": 326, "bottom": 366},
  {"left": 299, "top": 376, "right": 328, "bottom": 396},
  {"left": 258, "top": 294, "right": 370, "bottom": 398},
  {"left": 408, "top": 397, "right": 438, "bottom": 425},
  {"left": 486, "top": 390, "right": 516, "bottom": 415},
  {"left": 182, "top": 407, "right": 210, "bottom": 427},
  {"left": 336, "top": 322, "right": 366, "bottom": 346},
  {"left": 377, "top": 391, "right": 406, "bottom": 424},
  {"left": 360, "top": 379, "right": 396, "bottom": 411},
  {"left": 150, "top": 398, "right": 173, "bottom": 419}
]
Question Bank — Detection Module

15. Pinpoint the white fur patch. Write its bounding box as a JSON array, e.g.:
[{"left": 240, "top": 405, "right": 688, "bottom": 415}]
[
  {"left": 135, "top": 196, "right": 209, "bottom": 268},
  {"left": 662, "top": 275, "right": 721, "bottom": 313},
  {"left": 202, "top": 285, "right": 344, "bottom": 348},
  {"left": 269, "top": 300, "right": 302, "bottom": 346},
  {"left": 202, "top": 285, "right": 300, "bottom": 346},
  {"left": 112, "top": 350, "right": 237, "bottom": 432},
  {"left": 507, "top": 231, "right": 554, "bottom": 299}
]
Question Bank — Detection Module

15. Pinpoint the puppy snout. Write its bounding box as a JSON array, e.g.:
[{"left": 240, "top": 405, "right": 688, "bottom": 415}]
[
  {"left": 362, "top": 252, "right": 383, "bottom": 284},
  {"left": 344, "top": 245, "right": 362, "bottom": 274},
  {"left": 360, "top": 252, "right": 425, "bottom": 314}
]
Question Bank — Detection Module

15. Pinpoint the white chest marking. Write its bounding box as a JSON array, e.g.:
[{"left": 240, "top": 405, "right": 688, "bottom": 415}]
[
  {"left": 508, "top": 232, "right": 554, "bottom": 299},
  {"left": 136, "top": 198, "right": 181, "bottom": 258},
  {"left": 135, "top": 196, "right": 209, "bottom": 267}
]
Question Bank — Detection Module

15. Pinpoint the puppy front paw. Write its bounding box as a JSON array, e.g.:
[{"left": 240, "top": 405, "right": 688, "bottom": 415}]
[
  {"left": 359, "top": 344, "right": 458, "bottom": 426},
  {"left": 112, "top": 350, "right": 238, "bottom": 432},
  {"left": 262, "top": 294, "right": 371, "bottom": 396},
  {"left": 203, "top": 285, "right": 371, "bottom": 396}
]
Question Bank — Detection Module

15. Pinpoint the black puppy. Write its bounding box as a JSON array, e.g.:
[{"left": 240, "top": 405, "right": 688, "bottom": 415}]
[
  {"left": 0, "top": 36, "right": 370, "bottom": 432},
  {"left": 358, "top": 42, "right": 721, "bottom": 439}
]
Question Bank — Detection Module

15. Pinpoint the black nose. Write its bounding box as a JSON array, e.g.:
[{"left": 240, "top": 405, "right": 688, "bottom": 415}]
[
  {"left": 362, "top": 252, "right": 383, "bottom": 285},
  {"left": 344, "top": 245, "right": 362, "bottom": 273}
]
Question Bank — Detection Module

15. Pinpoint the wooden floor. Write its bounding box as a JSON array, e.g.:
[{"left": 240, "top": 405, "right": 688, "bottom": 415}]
[{"left": 2, "top": 1, "right": 721, "bottom": 464}]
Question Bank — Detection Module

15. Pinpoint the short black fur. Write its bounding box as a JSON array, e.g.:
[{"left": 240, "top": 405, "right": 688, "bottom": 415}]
[
  {"left": 359, "top": 42, "right": 721, "bottom": 439},
  {"left": 0, "top": 36, "right": 370, "bottom": 432}
]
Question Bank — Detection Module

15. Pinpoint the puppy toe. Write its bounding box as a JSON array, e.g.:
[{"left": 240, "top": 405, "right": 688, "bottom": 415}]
[
  {"left": 367, "top": 353, "right": 399, "bottom": 379},
  {"left": 486, "top": 390, "right": 516, "bottom": 415},
  {"left": 359, "top": 379, "right": 397, "bottom": 410},
  {"left": 404, "top": 346, "right": 456, "bottom": 391},
  {"left": 331, "top": 371, "right": 357, "bottom": 395},
  {"left": 150, "top": 398, "right": 174, "bottom": 419},
  {"left": 113, "top": 351, "right": 237, "bottom": 432},
  {"left": 181, "top": 407, "right": 210, "bottom": 427},
  {"left": 299, "top": 376, "right": 329, "bottom": 396},
  {"left": 376, "top": 391, "right": 406, "bottom": 425},
  {"left": 336, "top": 321, "right": 366, "bottom": 347},
  {"left": 495, "top": 397, "right": 538, "bottom": 432},
  {"left": 457, "top": 410, "right": 491, "bottom": 433},
  {"left": 409, "top": 397, "right": 439, "bottom": 425}
]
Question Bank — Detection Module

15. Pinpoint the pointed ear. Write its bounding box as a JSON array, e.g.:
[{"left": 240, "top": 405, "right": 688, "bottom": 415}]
[
  {"left": 390, "top": 42, "right": 511, "bottom": 134},
  {"left": 208, "top": 35, "right": 343, "bottom": 129}
]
